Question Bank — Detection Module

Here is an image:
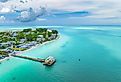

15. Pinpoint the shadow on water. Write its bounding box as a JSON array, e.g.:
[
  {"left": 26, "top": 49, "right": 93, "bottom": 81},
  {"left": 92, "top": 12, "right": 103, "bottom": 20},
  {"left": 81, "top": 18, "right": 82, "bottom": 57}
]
[
  {"left": 60, "top": 41, "right": 69, "bottom": 48},
  {"left": 43, "top": 63, "right": 57, "bottom": 72},
  {"left": 12, "top": 77, "right": 16, "bottom": 81}
]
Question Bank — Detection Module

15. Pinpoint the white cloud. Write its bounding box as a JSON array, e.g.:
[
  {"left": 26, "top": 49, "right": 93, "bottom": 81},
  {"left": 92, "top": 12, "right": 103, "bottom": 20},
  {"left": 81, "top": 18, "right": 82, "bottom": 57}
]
[
  {"left": 0, "top": 7, "right": 11, "bottom": 13},
  {"left": 36, "top": 18, "right": 47, "bottom": 21},
  {"left": 42, "top": 0, "right": 121, "bottom": 18},
  {"left": 0, "top": 0, "right": 121, "bottom": 24},
  {"left": 16, "top": 7, "right": 47, "bottom": 22},
  {"left": 0, "top": 16, "right": 6, "bottom": 23},
  {"left": 17, "top": 8, "right": 36, "bottom": 22}
]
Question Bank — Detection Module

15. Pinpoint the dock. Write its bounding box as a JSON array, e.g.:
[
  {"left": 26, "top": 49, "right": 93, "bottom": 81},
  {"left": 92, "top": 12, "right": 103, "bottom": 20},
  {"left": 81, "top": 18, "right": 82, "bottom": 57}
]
[{"left": 11, "top": 55, "right": 56, "bottom": 66}]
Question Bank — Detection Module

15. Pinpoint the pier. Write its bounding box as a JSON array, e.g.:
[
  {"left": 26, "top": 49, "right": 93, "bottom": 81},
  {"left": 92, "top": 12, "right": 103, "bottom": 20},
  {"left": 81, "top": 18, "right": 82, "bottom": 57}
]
[
  {"left": 11, "top": 54, "right": 45, "bottom": 62},
  {"left": 11, "top": 55, "right": 56, "bottom": 66}
]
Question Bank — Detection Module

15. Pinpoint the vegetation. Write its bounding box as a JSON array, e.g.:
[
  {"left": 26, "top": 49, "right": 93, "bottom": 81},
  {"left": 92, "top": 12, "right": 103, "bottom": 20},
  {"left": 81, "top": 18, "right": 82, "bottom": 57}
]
[
  {"left": 0, "top": 51, "right": 9, "bottom": 56},
  {"left": 52, "top": 30, "right": 58, "bottom": 34},
  {"left": 11, "top": 48, "right": 26, "bottom": 51},
  {"left": 0, "top": 28, "right": 59, "bottom": 57},
  {"left": 23, "top": 28, "right": 32, "bottom": 32},
  {"left": 36, "top": 28, "right": 47, "bottom": 32}
]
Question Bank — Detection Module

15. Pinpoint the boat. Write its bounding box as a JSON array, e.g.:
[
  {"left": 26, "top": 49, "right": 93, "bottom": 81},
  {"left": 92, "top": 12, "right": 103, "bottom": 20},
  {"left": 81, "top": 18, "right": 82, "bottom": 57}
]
[{"left": 43, "top": 56, "right": 56, "bottom": 66}]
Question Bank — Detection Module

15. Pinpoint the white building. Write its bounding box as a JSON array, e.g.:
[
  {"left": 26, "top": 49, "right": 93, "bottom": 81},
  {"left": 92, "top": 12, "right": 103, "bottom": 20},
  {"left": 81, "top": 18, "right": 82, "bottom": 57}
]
[{"left": 38, "top": 35, "right": 43, "bottom": 38}]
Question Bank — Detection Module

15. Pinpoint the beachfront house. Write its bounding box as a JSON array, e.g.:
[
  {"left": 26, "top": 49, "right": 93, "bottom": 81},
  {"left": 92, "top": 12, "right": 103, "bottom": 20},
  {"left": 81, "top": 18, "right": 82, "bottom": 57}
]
[
  {"left": 37, "top": 35, "right": 45, "bottom": 42},
  {"left": 1, "top": 48, "right": 13, "bottom": 53},
  {"left": 16, "top": 44, "right": 24, "bottom": 48},
  {"left": 31, "top": 41, "right": 37, "bottom": 45},
  {"left": 0, "top": 42, "right": 12, "bottom": 49},
  {"left": 48, "top": 34, "right": 57, "bottom": 40},
  {"left": 26, "top": 42, "right": 36, "bottom": 47},
  {"left": 37, "top": 38, "right": 42, "bottom": 42},
  {"left": 12, "top": 32, "right": 17, "bottom": 37},
  {"left": 38, "top": 35, "right": 43, "bottom": 38},
  {"left": 25, "top": 32, "right": 31, "bottom": 35},
  {"left": 19, "top": 45, "right": 30, "bottom": 49},
  {"left": 47, "top": 29, "right": 52, "bottom": 32},
  {"left": 9, "top": 41, "right": 16, "bottom": 44},
  {"left": 20, "top": 39, "right": 26, "bottom": 43}
]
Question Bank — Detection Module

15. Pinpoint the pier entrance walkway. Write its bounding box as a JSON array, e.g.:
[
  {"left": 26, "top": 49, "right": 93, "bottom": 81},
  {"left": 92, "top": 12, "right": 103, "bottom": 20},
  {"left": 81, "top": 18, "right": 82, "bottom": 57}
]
[{"left": 11, "top": 54, "right": 56, "bottom": 66}]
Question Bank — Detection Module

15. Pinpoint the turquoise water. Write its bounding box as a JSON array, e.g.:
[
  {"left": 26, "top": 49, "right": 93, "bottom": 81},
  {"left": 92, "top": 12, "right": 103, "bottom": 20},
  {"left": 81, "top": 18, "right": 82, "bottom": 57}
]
[{"left": 1, "top": 26, "right": 121, "bottom": 82}]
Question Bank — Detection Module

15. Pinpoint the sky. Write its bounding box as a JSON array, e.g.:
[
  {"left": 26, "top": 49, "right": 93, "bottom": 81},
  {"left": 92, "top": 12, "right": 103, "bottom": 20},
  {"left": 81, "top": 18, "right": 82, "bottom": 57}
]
[{"left": 0, "top": 0, "right": 121, "bottom": 26}]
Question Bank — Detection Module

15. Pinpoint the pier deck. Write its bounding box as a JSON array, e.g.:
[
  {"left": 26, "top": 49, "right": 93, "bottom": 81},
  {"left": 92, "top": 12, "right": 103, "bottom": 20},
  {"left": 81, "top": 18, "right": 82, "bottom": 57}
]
[
  {"left": 11, "top": 54, "right": 45, "bottom": 62},
  {"left": 11, "top": 55, "right": 56, "bottom": 66}
]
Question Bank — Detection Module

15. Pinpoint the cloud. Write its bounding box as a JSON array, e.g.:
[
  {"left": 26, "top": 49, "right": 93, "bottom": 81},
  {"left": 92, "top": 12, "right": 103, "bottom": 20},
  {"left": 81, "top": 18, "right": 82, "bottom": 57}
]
[
  {"left": 0, "top": 15, "right": 15, "bottom": 24},
  {"left": 53, "top": 11, "right": 90, "bottom": 18},
  {"left": 42, "top": 0, "right": 121, "bottom": 19},
  {"left": 0, "top": 0, "right": 121, "bottom": 25},
  {"left": 16, "top": 7, "right": 47, "bottom": 22},
  {"left": 36, "top": 18, "right": 47, "bottom": 21},
  {"left": 0, "top": 0, "right": 48, "bottom": 22},
  {"left": 0, "top": 0, "right": 8, "bottom": 2},
  {"left": 0, "top": 16, "right": 6, "bottom": 23},
  {"left": 17, "top": 8, "right": 36, "bottom": 22},
  {"left": 0, "top": 7, "right": 12, "bottom": 13}
]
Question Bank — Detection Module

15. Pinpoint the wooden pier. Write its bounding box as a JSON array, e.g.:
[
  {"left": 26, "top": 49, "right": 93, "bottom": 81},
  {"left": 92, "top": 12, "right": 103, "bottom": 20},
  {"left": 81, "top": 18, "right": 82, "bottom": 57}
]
[
  {"left": 11, "top": 54, "right": 45, "bottom": 62},
  {"left": 11, "top": 54, "right": 56, "bottom": 66}
]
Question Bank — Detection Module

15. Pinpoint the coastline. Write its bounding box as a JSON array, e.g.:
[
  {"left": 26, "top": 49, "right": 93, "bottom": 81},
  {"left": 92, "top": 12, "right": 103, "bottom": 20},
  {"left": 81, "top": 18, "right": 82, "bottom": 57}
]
[
  {"left": 0, "top": 35, "right": 60, "bottom": 63},
  {"left": 0, "top": 56, "right": 10, "bottom": 63}
]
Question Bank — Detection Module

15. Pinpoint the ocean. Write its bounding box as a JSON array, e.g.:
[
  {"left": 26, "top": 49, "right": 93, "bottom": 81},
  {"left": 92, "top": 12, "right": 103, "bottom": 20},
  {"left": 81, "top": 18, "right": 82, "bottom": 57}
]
[{"left": 0, "top": 26, "right": 121, "bottom": 82}]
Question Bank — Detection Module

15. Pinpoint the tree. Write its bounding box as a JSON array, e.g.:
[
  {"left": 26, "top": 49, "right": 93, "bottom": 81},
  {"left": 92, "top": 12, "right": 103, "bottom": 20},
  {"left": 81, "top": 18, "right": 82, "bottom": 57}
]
[
  {"left": 26, "top": 34, "right": 33, "bottom": 41},
  {"left": 17, "top": 32, "right": 25, "bottom": 39},
  {"left": 48, "top": 32, "right": 52, "bottom": 37},
  {"left": 23, "top": 28, "right": 32, "bottom": 32},
  {"left": 36, "top": 28, "right": 47, "bottom": 32},
  {"left": 52, "top": 30, "right": 58, "bottom": 34},
  {"left": 0, "top": 51, "right": 8, "bottom": 56},
  {"left": 0, "top": 45, "right": 7, "bottom": 49}
]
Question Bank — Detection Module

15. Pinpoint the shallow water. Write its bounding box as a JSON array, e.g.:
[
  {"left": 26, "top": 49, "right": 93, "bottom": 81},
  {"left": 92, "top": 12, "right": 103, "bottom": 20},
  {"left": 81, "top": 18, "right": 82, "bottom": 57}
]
[{"left": 1, "top": 26, "right": 121, "bottom": 82}]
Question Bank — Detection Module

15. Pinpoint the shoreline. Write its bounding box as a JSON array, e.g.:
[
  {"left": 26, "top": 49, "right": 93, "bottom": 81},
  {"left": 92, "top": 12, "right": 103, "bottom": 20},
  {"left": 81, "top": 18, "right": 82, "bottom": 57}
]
[{"left": 0, "top": 35, "right": 60, "bottom": 63}]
